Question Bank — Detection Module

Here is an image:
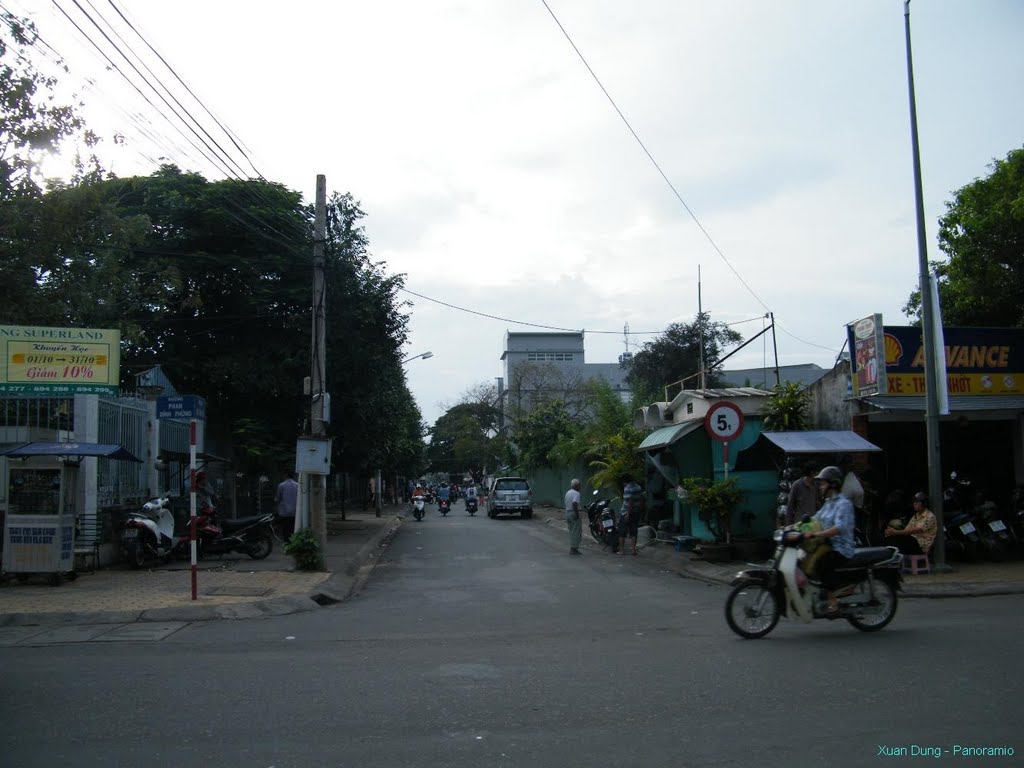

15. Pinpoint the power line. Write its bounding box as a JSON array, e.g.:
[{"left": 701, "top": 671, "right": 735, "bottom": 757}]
[
  {"left": 538, "top": 0, "right": 771, "bottom": 315},
  {"left": 399, "top": 287, "right": 664, "bottom": 335}
]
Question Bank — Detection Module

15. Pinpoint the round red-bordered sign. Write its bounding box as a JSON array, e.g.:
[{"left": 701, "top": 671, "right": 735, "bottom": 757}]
[{"left": 704, "top": 401, "right": 744, "bottom": 442}]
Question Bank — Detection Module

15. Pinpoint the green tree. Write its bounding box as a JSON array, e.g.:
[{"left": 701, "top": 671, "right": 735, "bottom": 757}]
[
  {"left": 0, "top": 11, "right": 97, "bottom": 318},
  {"left": 761, "top": 381, "right": 812, "bottom": 431},
  {"left": 627, "top": 313, "right": 743, "bottom": 401},
  {"left": 514, "top": 400, "right": 579, "bottom": 471},
  {"left": 427, "top": 399, "right": 503, "bottom": 482},
  {"left": 4, "top": 165, "right": 424, "bottom": 482},
  {"left": 904, "top": 147, "right": 1024, "bottom": 327}
]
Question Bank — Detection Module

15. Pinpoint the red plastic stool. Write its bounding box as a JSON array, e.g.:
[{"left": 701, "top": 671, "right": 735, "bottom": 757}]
[{"left": 902, "top": 554, "right": 930, "bottom": 575}]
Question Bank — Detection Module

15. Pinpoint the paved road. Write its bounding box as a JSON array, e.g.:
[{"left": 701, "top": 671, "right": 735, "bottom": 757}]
[{"left": 2, "top": 510, "right": 1021, "bottom": 768}]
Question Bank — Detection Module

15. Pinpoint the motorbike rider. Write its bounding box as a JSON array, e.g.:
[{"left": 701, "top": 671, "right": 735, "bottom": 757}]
[
  {"left": 437, "top": 482, "right": 450, "bottom": 509},
  {"left": 802, "top": 466, "right": 856, "bottom": 616}
]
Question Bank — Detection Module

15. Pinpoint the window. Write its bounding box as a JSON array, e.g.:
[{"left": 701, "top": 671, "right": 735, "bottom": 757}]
[{"left": 526, "top": 352, "right": 575, "bottom": 362}]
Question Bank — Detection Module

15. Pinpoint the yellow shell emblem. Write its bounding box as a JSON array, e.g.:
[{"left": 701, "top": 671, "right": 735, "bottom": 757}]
[{"left": 884, "top": 333, "right": 903, "bottom": 366}]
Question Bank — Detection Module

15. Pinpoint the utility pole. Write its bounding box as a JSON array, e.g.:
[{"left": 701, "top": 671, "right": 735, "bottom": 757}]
[
  {"left": 309, "top": 174, "right": 328, "bottom": 551},
  {"left": 904, "top": 2, "right": 946, "bottom": 569}
]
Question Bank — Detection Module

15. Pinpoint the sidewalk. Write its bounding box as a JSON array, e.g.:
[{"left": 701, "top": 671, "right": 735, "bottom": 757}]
[
  {"left": 0, "top": 506, "right": 402, "bottom": 627},
  {"left": 533, "top": 506, "right": 1024, "bottom": 598}
]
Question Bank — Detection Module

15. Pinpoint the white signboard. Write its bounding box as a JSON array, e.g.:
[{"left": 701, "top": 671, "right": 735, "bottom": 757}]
[{"left": 2, "top": 514, "right": 75, "bottom": 573}]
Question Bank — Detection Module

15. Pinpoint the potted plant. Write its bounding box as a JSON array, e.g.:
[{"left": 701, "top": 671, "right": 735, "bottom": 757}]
[{"left": 678, "top": 476, "right": 746, "bottom": 562}]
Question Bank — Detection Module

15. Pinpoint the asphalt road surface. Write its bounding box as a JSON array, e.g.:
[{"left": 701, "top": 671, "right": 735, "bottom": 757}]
[{"left": 2, "top": 510, "right": 1022, "bottom": 768}]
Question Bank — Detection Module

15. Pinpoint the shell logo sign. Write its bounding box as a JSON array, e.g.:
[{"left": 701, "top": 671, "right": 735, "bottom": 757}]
[{"left": 884, "top": 333, "right": 903, "bottom": 366}]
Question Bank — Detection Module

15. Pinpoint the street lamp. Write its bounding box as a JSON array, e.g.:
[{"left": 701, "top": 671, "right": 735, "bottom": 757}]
[{"left": 402, "top": 351, "right": 433, "bottom": 364}]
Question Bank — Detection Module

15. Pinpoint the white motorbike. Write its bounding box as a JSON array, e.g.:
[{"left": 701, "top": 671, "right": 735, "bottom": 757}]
[
  {"left": 724, "top": 526, "right": 903, "bottom": 639},
  {"left": 411, "top": 495, "right": 426, "bottom": 522},
  {"left": 121, "top": 497, "right": 180, "bottom": 568}
]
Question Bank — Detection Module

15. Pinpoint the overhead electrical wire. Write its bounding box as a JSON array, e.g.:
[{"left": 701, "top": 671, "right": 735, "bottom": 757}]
[{"left": 539, "top": 0, "right": 841, "bottom": 355}]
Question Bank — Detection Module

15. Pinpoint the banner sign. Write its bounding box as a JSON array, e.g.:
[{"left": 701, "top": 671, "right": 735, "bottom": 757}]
[
  {"left": 883, "top": 326, "right": 1023, "bottom": 396},
  {"left": 157, "top": 395, "right": 207, "bottom": 421},
  {"left": 847, "top": 314, "right": 885, "bottom": 397},
  {"left": 849, "top": 323, "right": 1024, "bottom": 396},
  {"left": 0, "top": 325, "right": 121, "bottom": 395}
]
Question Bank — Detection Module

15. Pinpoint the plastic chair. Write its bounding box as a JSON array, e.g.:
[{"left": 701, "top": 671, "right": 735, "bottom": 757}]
[{"left": 902, "top": 553, "right": 930, "bottom": 575}]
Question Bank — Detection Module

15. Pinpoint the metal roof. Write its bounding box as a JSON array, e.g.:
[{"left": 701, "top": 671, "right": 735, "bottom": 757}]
[
  {"left": 637, "top": 421, "right": 703, "bottom": 451},
  {"left": 758, "top": 431, "right": 881, "bottom": 453},
  {"left": 2, "top": 442, "right": 142, "bottom": 462},
  {"left": 863, "top": 395, "right": 1024, "bottom": 413}
]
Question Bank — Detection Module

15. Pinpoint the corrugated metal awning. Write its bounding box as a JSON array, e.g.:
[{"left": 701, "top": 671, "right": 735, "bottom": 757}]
[
  {"left": 759, "top": 431, "right": 882, "bottom": 453},
  {"left": 2, "top": 442, "right": 142, "bottom": 462},
  {"left": 864, "top": 395, "right": 1024, "bottom": 413},
  {"left": 637, "top": 421, "right": 703, "bottom": 451}
]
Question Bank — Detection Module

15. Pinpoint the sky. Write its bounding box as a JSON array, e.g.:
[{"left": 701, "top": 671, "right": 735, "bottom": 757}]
[{"left": 15, "top": 0, "right": 1024, "bottom": 427}]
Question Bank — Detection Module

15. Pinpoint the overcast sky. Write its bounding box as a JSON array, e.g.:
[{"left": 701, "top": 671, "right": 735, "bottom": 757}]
[{"left": 19, "top": 0, "right": 1024, "bottom": 426}]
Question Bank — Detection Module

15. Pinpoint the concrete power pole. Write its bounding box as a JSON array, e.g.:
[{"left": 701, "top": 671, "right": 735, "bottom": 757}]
[{"left": 310, "top": 175, "right": 328, "bottom": 550}]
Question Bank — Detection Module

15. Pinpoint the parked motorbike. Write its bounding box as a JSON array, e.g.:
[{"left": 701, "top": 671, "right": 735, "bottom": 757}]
[
  {"left": 465, "top": 497, "right": 478, "bottom": 515},
  {"left": 438, "top": 498, "right": 451, "bottom": 517},
  {"left": 585, "top": 490, "right": 618, "bottom": 551},
  {"left": 972, "top": 496, "right": 1012, "bottom": 562},
  {"left": 943, "top": 472, "right": 983, "bottom": 562},
  {"left": 412, "top": 495, "right": 426, "bottom": 521},
  {"left": 724, "top": 526, "right": 902, "bottom": 639},
  {"left": 121, "top": 497, "right": 178, "bottom": 568},
  {"left": 194, "top": 509, "right": 275, "bottom": 560}
]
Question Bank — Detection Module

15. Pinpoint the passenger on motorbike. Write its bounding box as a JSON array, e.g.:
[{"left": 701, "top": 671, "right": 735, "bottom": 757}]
[{"left": 802, "top": 466, "right": 856, "bottom": 616}]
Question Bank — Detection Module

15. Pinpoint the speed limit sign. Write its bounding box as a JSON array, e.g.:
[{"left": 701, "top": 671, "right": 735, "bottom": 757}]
[{"left": 704, "top": 401, "right": 744, "bottom": 442}]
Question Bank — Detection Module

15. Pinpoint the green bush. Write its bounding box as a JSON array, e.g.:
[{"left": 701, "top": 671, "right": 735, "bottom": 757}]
[{"left": 283, "top": 528, "right": 324, "bottom": 571}]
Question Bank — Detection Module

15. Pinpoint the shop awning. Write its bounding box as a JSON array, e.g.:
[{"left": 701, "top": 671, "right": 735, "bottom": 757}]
[
  {"left": 863, "top": 395, "right": 1024, "bottom": 413},
  {"left": 637, "top": 421, "right": 703, "bottom": 451},
  {"left": 1, "top": 442, "right": 142, "bottom": 462},
  {"left": 734, "top": 431, "right": 880, "bottom": 472},
  {"left": 758, "top": 431, "right": 881, "bottom": 454}
]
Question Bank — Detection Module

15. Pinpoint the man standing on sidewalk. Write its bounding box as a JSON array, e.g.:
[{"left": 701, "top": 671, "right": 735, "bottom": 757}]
[
  {"left": 565, "top": 478, "right": 582, "bottom": 555},
  {"left": 275, "top": 471, "right": 299, "bottom": 542}
]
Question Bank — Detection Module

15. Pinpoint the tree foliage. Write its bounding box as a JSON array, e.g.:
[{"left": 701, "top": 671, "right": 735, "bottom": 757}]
[
  {"left": 904, "top": 147, "right": 1024, "bottom": 327},
  {"left": 514, "top": 400, "right": 579, "bottom": 471},
  {"left": 427, "top": 388, "right": 504, "bottom": 482},
  {"left": 1, "top": 164, "right": 424, "bottom": 480},
  {"left": 761, "top": 381, "right": 812, "bottom": 431},
  {"left": 627, "top": 313, "right": 743, "bottom": 401}
]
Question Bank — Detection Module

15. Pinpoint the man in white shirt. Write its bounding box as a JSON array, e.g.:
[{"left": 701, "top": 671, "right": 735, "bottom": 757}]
[{"left": 564, "top": 478, "right": 582, "bottom": 555}]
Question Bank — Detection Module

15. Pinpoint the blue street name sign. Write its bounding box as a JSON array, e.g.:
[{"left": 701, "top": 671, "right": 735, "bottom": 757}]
[{"left": 157, "top": 395, "right": 207, "bottom": 420}]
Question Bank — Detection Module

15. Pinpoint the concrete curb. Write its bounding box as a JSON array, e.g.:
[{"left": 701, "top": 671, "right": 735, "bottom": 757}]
[
  {"left": 0, "top": 515, "right": 405, "bottom": 627},
  {"left": 312, "top": 514, "right": 402, "bottom": 604},
  {"left": 535, "top": 505, "right": 1024, "bottom": 599}
]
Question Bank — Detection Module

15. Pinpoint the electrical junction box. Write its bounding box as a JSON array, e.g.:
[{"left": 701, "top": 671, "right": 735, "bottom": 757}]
[{"left": 295, "top": 438, "right": 332, "bottom": 475}]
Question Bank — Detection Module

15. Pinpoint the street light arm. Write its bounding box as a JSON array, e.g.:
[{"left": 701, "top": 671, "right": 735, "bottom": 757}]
[{"left": 402, "top": 351, "right": 434, "bottom": 364}]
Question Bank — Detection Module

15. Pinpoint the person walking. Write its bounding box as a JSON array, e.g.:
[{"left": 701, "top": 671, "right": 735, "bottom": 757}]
[
  {"left": 565, "top": 478, "right": 582, "bottom": 555},
  {"left": 275, "top": 471, "right": 299, "bottom": 541}
]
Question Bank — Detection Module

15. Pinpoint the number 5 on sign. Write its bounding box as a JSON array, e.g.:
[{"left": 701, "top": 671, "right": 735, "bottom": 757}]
[
  {"left": 705, "top": 402, "right": 744, "bottom": 442},
  {"left": 704, "top": 402, "right": 745, "bottom": 479}
]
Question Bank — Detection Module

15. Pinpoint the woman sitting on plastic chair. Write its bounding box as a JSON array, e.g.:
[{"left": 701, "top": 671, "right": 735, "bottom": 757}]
[{"left": 884, "top": 492, "right": 937, "bottom": 556}]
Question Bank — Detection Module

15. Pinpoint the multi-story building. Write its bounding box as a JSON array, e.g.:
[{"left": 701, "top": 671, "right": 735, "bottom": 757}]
[{"left": 498, "top": 331, "right": 631, "bottom": 428}]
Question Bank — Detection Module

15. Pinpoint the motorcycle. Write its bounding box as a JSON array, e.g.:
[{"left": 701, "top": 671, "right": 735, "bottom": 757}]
[
  {"left": 121, "top": 497, "right": 273, "bottom": 567},
  {"left": 193, "top": 508, "right": 275, "bottom": 560},
  {"left": 465, "top": 497, "right": 478, "bottom": 515},
  {"left": 943, "top": 472, "right": 982, "bottom": 562},
  {"left": 585, "top": 490, "right": 618, "bottom": 551},
  {"left": 724, "top": 526, "right": 902, "bottom": 639},
  {"left": 412, "top": 495, "right": 426, "bottom": 521},
  {"left": 438, "top": 498, "right": 451, "bottom": 516},
  {"left": 121, "top": 497, "right": 179, "bottom": 568}
]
